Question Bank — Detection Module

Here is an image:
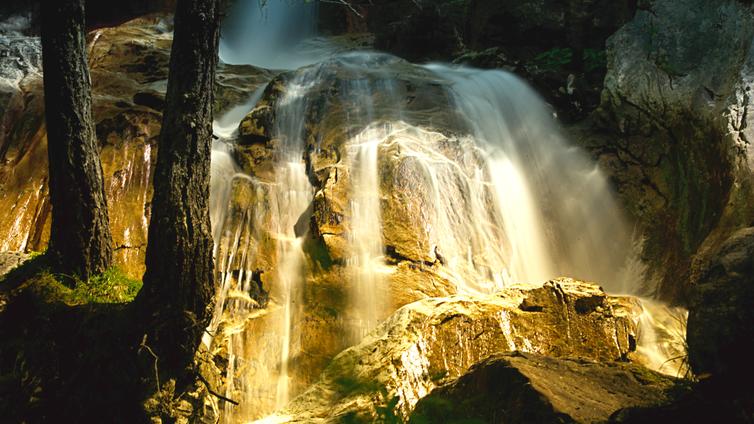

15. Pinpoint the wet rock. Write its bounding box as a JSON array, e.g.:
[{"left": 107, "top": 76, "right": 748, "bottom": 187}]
[
  {"left": 0, "top": 16, "right": 41, "bottom": 130},
  {"left": 577, "top": 0, "right": 754, "bottom": 302},
  {"left": 262, "top": 278, "right": 641, "bottom": 422},
  {"left": 0, "top": 15, "right": 269, "bottom": 278},
  {"left": 239, "top": 104, "right": 274, "bottom": 144},
  {"left": 411, "top": 352, "right": 682, "bottom": 424},
  {"left": 235, "top": 54, "right": 466, "bottom": 268},
  {"left": 216, "top": 62, "right": 274, "bottom": 115},
  {"left": 0, "top": 251, "right": 30, "bottom": 278},
  {"left": 687, "top": 227, "right": 754, "bottom": 382}
]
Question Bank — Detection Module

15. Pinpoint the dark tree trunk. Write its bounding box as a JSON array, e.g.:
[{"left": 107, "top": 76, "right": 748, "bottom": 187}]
[
  {"left": 40, "top": 0, "right": 113, "bottom": 281},
  {"left": 137, "top": 0, "right": 219, "bottom": 372}
]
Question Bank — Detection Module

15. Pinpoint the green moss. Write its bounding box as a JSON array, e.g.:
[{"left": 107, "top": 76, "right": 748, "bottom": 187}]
[
  {"left": 4, "top": 262, "right": 142, "bottom": 306},
  {"left": 533, "top": 47, "right": 573, "bottom": 70},
  {"left": 67, "top": 268, "right": 142, "bottom": 304},
  {"left": 583, "top": 48, "right": 607, "bottom": 72},
  {"left": 530, "top": 47, "right": 606, "bottom": 73}
]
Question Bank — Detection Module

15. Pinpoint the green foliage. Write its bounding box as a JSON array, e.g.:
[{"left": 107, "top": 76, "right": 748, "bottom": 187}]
[
  {"left": 67, "top": 268, "right": 142, "bottom": 304},
  {"left": 532, "top": 47, "right": 607, "bottom": 72},
  {"left": 2, "top": 251, "right": 142, "bottom": 304},
  {"left": 583, "top": 48, "right": 607, "bottom": 72},
  {"left": 532, "top": 47, "right": 573, "bottom": 70},
  {"left": 2, "top": 258, "right": 142, "bottom": 306},
  {"left": 375, "top": 393, "right": 402, "bottom": 423}
]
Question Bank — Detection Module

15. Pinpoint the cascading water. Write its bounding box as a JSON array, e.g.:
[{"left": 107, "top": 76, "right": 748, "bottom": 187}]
[
  {"left": 209, "top": 68, "right": 318, "bottom": 419},
  {"left": 219, "top": 0, "right": 334, "bottom": 70},
  {"left": 347, "top": 126, "right": 387, "bottom": 340},
  {"left": 206, "top": 2, "right": 688, "bottom": 421},
  {"left": 425, "top": 66, "right": 637, "bottom": 292}
]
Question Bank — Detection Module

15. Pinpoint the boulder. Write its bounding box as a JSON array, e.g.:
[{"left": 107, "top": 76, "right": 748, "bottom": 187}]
[
  {"left": 256, "top": 278, "right": 641, "bottom": 422},
  {"left": 0, "top": 251, "right": 30, "bottom": 278},
  {"left": 579, "top": 0, "right": 754, "bottom": 302},
  {"left": 687, "top": 227, "right": 754, "bottom": 381},
  {"left": 411, "top": 352, "right": 682, "bottom": 424}
]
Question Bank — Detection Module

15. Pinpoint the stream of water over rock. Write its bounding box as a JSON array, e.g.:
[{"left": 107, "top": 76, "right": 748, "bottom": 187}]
[{"left": 205, "top": 1, "right": 686, "bottom": 421}]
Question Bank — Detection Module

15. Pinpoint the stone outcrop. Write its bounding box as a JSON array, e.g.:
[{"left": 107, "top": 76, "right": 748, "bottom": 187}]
[
  {"left": 411, "top": 351, "right": 681, "bottom": 424},
  {"left": 687, "top": 227, "right": 754, "bottom": 381},
  {"left": 577, "top": 0, "right": 754, "bottom": 302},
  {"left": 0, "top": 16, "right": 41, "bottom": 132},
  {"left": 606, "top": 228, "right": 754, "bottom": 423},
  {"left": 255, "top": 279, "right": 642, "bottom": 422},
  {"left": 0, "top": 15, "right": 268, "bottom": 278},
  {"left": 0, "top": 251, "right": 30, "bottom": 278}
]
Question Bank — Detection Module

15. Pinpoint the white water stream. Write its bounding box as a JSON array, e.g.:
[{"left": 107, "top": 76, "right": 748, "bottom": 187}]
[{"left": 206, "top": 0, "right": 689, "bottom": 421}]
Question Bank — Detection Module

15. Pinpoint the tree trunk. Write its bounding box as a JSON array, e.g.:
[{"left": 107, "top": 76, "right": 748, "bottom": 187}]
[
  {"left": 137, "top": 0, "right": 220, "bottom": 372},
  {"left": 41, "top": 0, "right": 113, "bottom": 281}
]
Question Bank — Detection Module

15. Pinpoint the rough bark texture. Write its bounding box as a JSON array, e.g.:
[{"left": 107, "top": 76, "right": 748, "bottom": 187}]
[
  {"left": 40, "top": 0, "right": 113, "bottom": 281},
  {"left": 137, "top": 0, "right": 219, "bottom": 372}
]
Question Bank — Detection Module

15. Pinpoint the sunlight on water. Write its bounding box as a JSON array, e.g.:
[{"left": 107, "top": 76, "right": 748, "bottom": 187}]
[
  {"left": 347, "top": 127, "right": 387, "bottom": 340},
  {"left": 206, "top": 3, "right": 690, "bottom": 421}
]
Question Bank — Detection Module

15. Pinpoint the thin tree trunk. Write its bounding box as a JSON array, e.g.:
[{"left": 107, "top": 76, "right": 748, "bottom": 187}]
[
  {"left": 137, "top": 0, "right": 220, "bottom": 372},
  {"left": 40, "top": 0, "right": 113, "bottom": 281}
]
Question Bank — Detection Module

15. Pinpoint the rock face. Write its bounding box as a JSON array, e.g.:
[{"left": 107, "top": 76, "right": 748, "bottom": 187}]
[
  {"left": 687, "top": 227, "right": 754, "bottom": 381},
  {"left": 257, "top": 279, "right": 641, "bottom": 422},
  {"left": 0, "top": 15, "right": 268, "bottom": 278},
  {"left": 0, "top": 16, "right": 41, "bottom": 131},
  {"left": 410, "top": 352, "right": 681, "bottom": 424},
  {"left": 579, "top": 0, "right": 754, "bottom": 302},
  {"left": 0, "top": 251, "right": 30, "bottom": 278}
]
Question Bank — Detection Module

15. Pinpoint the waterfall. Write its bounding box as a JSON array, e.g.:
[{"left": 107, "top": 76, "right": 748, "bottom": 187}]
[
  {"left": 426, "top": 66, "right": 637, "bottom": 292},
  {"left": 219, "top": 0, "right": 332, "bottom": 70},
  {"left": 206, "top": 2, "right": 684, "bottom": 421},
  {"left": 346, "top": 124, "right": 388, "bottom": 341}
]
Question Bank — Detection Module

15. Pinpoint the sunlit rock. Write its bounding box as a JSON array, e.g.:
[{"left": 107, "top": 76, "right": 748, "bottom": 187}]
[
  {"left": 579, "top": 0, "right": 754, "bottom": 302},
  {"left": 257, "top": 278, "right": 640, "bottom": 422},
  {"left": 0, "top": 15, "right": 269, "bottom": 278},
  {"left": 212, "top": 47, "right": 645, "bottom": 421}
]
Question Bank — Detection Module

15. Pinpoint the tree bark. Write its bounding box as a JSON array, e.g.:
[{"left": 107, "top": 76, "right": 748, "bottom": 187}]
[
  {"left": 40, "top": 0, "right": 113, "bottom": 281},
  {"left": 137, "top": 0, "right": 219, "bottom": 372}
]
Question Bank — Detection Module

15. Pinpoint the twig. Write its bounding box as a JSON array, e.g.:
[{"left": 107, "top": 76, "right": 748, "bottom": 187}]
[
  {"left": 138, "top": 334, "right": 161, "bottom": 392},
  {"left": 319, "top": 0, "right": 364, "bottom": 18},
  {"left": 196, "top": 372, "right": 239, "bottom": 405}
]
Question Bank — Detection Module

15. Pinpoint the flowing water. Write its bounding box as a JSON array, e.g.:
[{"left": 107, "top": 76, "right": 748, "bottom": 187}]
[{"left": 206, "top": 0, "right": 688, "bottom": 421}]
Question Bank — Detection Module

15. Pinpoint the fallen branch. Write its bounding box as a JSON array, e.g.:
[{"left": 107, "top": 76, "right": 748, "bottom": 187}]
[
  {"left": 138, "top": 334, "right": 161, "bottom": 392},
  {"left": 319, "top": 0, "right": 364, "bottom": 18},
  {"left": 197, "top": 372, "right": 239, "bottom": 406}
]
